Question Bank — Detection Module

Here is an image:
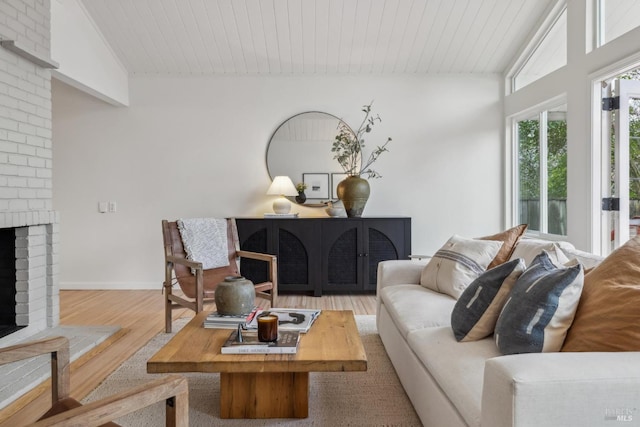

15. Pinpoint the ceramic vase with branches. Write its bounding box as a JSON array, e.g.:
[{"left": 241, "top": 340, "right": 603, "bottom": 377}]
[{"left": 332, "top": 103, "right": 392, "bottom": 217}]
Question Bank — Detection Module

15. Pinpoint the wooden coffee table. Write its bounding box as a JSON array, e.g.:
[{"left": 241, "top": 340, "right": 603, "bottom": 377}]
[{"left": 147, "top": 310, "right": 367, "bottom": 419}]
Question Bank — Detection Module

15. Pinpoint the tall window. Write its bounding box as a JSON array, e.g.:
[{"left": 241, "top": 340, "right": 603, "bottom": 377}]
[{"left": 517, "top": 106, "right": 567, "bottom": 235}]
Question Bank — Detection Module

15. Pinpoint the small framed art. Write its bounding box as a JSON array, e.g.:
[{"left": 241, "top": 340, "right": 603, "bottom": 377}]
[
  {"left": 331, "top": 173, "right": 349, "bottom": 199},
  {"left": 303, "top": 173, "right": 329, "bottom": 199}
]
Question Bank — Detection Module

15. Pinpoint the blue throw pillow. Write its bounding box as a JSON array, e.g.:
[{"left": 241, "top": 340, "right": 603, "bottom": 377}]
[
  {"left": 494, "top": 251, "right": 584, "bottom": 355},
  {"left": 451, "top": 258, "right": 525, "bottom": 342}
]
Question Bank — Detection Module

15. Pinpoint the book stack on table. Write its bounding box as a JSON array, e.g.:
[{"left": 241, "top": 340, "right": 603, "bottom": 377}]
[
  {"left": 203, "top": 308, "right": 259, "bottom": 329},
  {"left": 221, "top": 329, "right": 301, "bottom": 354}
]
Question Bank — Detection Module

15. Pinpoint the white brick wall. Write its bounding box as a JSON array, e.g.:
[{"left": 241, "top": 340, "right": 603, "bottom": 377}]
[
  {"left": 46, "top": 222, "right": 58, "bottom": 326},
  {"left": 0, "top": 0, "right": 50, "bottom": 59},
  {"left": 15, "top": 225, "right": 49, "bottom": 326},
  {"left": 0, "top": 0, "right": 59, "bottom": 346},
  {"left": 0, "top": 0, "right": 53, "bottom": 214}
]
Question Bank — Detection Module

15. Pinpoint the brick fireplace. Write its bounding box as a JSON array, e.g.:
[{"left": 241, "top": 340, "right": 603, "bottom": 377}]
[
  {"left": 0, "top": 219, "right": 59, "bottom": 347},
  {"left": 0, "top": 1, "right": 60, "bottom": 346},
  {"left": 0, "top": 228, "right": 17, "bottom": 337}
]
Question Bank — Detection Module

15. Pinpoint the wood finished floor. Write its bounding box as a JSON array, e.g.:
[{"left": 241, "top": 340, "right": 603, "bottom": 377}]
[{"left": 0, "top": 290, "right": 376, "bottom": 426}]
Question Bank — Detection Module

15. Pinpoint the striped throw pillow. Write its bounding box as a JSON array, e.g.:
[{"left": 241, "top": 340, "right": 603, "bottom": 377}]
[{"left": 420, "top": 235, "right": 503, "bottom": 299}]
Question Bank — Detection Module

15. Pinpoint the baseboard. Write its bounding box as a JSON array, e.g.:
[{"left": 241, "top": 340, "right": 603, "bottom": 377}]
[{"left": 60, "top": 282, "right": 159, "bottom": 290}]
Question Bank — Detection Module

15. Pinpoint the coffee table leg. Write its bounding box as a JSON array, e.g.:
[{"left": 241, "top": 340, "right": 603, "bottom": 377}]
[{"left": 220, "top": 372, "right": 309, "bottom": 418}]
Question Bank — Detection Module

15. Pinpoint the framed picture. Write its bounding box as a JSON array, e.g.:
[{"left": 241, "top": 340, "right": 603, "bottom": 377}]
[
  {"left": 303, "top": 173, "right": 329, "bottom": 199},
  {"left": 331, "top": 173, "right": 349, "bottom": 199}
]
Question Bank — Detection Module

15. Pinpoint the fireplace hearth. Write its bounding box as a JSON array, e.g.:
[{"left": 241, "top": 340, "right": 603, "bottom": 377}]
[{"left": 0, "top": 326, "right": 24, "bottom": 340}]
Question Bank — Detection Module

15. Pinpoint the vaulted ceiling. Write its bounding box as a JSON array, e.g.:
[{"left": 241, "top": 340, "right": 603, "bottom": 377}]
[{"left": 80, "top": 0, "right": 557, "bottom": 76}]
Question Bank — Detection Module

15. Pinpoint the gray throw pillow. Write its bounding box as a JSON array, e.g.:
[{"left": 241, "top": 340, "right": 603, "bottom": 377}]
[
  {"left": 494, "top": 251, "right": 584, "bottom": 355},
  {"left": 451, "top": 258, "right": 526, "bottom": 342}
]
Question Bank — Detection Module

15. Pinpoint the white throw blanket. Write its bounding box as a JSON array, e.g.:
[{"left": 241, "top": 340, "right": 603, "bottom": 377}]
[{"left": 177, "top": 218, "right": 229, "bottom": 270}]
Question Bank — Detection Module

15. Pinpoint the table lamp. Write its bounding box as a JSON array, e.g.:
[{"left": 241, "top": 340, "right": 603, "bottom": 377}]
[{"left": 266, "top": 176, "right": 298, "bottom": 214}]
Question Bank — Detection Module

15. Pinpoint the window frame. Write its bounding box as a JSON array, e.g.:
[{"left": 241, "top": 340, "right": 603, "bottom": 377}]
[
  {"left": 511, "top": 98, "right": 568, "bottom": 238},
  {"left": 505, "top": 1, "right": 567, "bottom": 95},
  {"left": 594, "top": 0, "right": 640, "bottom": 49}
]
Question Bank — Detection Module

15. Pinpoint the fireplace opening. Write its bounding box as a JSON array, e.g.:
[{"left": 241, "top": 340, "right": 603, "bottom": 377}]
[{"left": 0, "top": 228, "right": 22, "bottom": 339}]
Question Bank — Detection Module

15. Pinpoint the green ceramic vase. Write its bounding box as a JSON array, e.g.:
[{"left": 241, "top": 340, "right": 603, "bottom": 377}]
[
  {"left": 336, "top": 175, "right": 370, "bottom": 217},
  {"left": 214, "top": 276, "right": 255, "bottom": 315}
]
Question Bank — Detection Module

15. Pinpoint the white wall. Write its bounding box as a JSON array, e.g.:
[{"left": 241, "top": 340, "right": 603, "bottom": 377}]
[
  {"left": 50, "top": 0, "right": 129, "bottom": 106},
  {"left": 52, "top": 74, "right": 502, "bottom": 289}
]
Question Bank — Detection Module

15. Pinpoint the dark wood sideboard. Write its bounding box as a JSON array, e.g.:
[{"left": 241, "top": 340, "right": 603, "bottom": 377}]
[{"left": 236, "top": 217, "right": 411, "bottom": 296}]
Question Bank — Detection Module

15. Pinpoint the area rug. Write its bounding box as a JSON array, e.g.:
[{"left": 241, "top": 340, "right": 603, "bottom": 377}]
[{"left": 83, "top": 315, "right": 422, "bottom": 426}]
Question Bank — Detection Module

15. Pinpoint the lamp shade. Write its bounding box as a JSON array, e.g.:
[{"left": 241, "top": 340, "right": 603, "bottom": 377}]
[{"left": 266, "top": 176, "right": 298, "bottom": 196}]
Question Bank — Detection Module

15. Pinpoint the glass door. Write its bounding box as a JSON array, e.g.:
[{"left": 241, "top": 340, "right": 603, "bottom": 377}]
[{"left": 601, "top": 77, "right": 640, "bottom": 254}]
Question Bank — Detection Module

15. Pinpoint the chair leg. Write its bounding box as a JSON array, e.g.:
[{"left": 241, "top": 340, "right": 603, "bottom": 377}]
[
  {"left": 164, "top": 258, "right": 175, "bottom": 333},
  {"left": 164, "top": 282, "right": 173, "bottom": 333},
  {"left": 270, "top": 258, "right": 278, "bottom": 308},
  {"left": 195, "top": 268, "right": 204, "bottom": 314}
]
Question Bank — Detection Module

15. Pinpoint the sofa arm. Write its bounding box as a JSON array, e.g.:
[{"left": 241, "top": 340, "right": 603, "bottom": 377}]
[
  {"left": 376, "top": 260, "right": 427, "bottom": 294},
  {"left": 482, "top": 352, "right": 640, "bottom": 427}
]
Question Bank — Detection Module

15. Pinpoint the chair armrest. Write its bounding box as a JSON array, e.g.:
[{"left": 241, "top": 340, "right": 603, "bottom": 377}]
[
  {"left": 0, "top": 337, "right": 70, "bottom": 402},
  {"left": 0, "top": 336, "right": 68, "bottom": 364},
  {"left": 237, "top": 250, "right": 278, "bottom": 305},
  {"left": 237, "top": 250, "right": 276, "bottom": 263},
  {"left": 482, "top": 352, "right": 640, "bottom": 427},
  {"left": 29, "top": 374, "right": 189, "bottom": 427},
  {"left": 166, "top": 255, "right": 202, "bottom": 270}
]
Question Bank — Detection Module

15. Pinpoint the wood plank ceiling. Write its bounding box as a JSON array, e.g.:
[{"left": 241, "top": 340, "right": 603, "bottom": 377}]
[{"left": 80, "top": 0, "right": 558, "bottom": 76}]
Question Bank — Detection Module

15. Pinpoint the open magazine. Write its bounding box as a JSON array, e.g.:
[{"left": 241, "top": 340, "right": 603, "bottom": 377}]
[{"left": 246, "top": 308, "right": 321, "bottom": 333}]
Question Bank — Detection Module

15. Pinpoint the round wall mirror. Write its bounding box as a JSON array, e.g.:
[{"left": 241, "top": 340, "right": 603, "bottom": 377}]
[{"left": 266, "top": 112, "right": 357, "bottom": 205}]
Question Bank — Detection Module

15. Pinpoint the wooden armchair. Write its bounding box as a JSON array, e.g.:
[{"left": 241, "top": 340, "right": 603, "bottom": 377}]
[
  {"left": 162, "top": 218, "right": 278, "bottom": 332},
  {"left": 0, "top": 336, "right": 188, "bottom": 426}
]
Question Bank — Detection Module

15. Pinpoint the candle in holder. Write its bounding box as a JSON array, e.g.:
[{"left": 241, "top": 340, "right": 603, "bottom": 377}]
[{"left": 257, "top": 314, "right": 278, "bottom": 342}]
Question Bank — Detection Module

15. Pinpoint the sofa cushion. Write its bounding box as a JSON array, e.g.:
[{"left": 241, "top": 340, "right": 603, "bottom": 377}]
[
  {"left": 407, "top": 327, "right": 500, "bottom": 427},
  {"left": 420, "top": 235, "right": 503, "bottom": 299},
  {"left": 495, "top": 251, "right": 584, "bottom": 355},
  {"left": 562, "top": 236, "right": 640, "bottom": 352},
  {"left": 380, "top": 285, "right": 456, "bottom": 337},
  {"left": 451, "top": 258, "right": 526, "bottom": 342},
  {"left": 508, "top": 239, "right": 571, "bottom": 266},
  {"left": 479, "top": 224, "right": 528, "bottom": 269}
]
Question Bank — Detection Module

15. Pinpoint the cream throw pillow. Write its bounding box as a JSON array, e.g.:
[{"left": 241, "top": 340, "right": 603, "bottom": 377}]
[
  {"left": 560, "top": 247, "right": 604, "bottom": 271},
  {"left": 509, "top": 240, "right": 569, "bottom": 267},
  {"left": 420, "top": 235, "right": 503, "bottom": 299}
]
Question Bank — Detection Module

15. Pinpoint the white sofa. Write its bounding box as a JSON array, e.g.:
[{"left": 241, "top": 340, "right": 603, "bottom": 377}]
[{"left": 376, "top": 239, "right": 640, "bottom": 427}]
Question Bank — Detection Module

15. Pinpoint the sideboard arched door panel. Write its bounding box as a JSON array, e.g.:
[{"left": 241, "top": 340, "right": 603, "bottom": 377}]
[{"left": 323, "top": 223, "right": 363, "bottom": 293}]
